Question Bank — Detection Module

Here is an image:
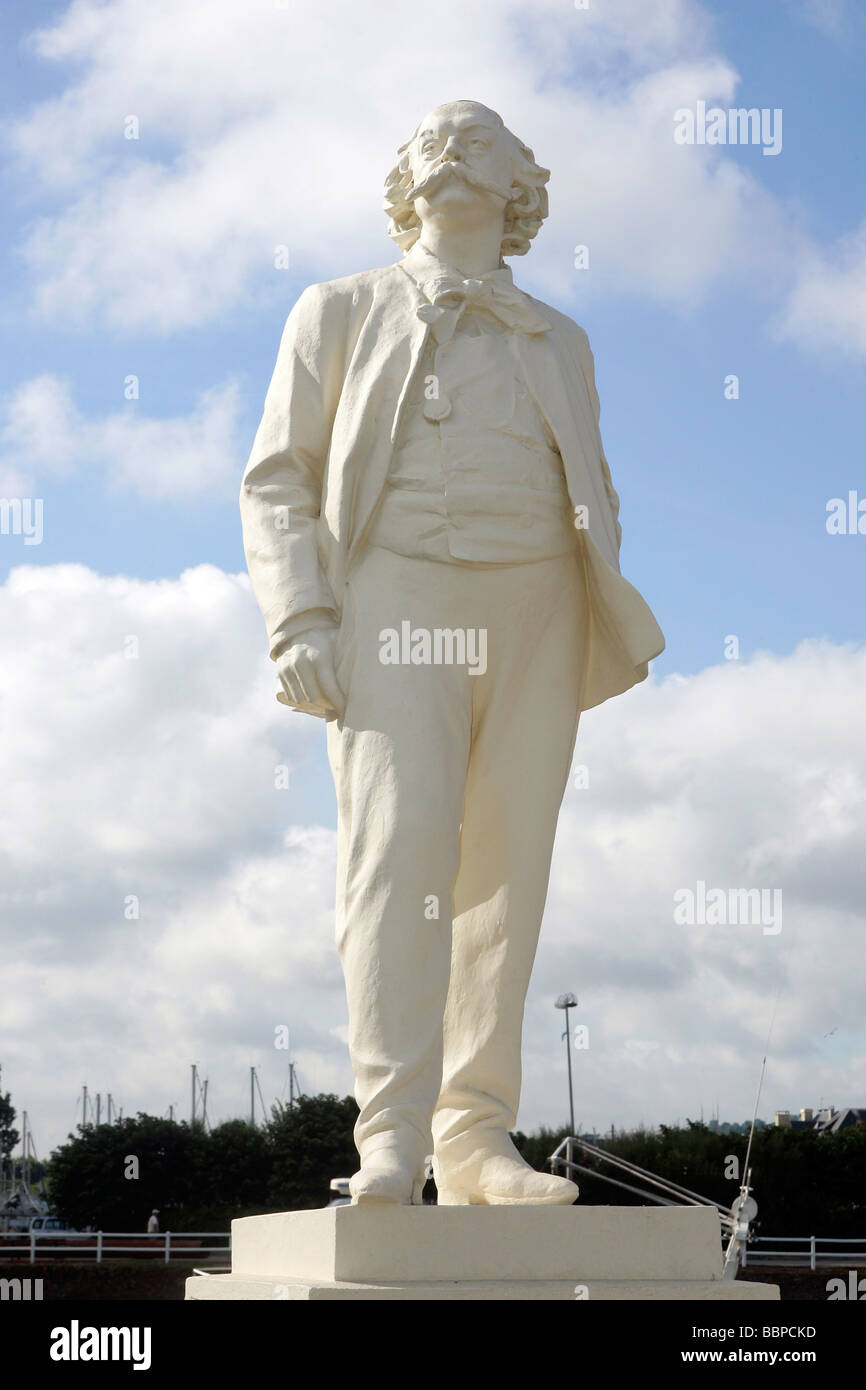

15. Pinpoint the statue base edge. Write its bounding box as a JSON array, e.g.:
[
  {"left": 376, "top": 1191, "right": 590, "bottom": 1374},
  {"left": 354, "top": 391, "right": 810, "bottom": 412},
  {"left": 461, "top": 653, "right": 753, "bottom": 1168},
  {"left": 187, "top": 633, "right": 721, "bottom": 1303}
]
[{"left": 185, "top": 1272, "right": 779, "bottom": 1301}]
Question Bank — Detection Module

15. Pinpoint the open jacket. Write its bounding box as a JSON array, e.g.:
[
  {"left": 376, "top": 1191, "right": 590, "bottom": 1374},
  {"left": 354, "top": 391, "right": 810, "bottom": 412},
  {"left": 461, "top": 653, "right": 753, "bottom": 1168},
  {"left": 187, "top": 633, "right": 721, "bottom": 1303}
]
[{"left": 240, "top": 257, "right": 665, "bottom": 711}]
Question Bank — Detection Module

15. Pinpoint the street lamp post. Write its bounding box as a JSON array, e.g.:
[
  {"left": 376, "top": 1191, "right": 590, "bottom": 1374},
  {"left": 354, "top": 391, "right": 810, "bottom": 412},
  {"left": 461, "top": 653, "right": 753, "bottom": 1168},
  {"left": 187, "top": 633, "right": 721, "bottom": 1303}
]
[{"left": 554, "top": 992, "right": 578, "bottom": 1136}]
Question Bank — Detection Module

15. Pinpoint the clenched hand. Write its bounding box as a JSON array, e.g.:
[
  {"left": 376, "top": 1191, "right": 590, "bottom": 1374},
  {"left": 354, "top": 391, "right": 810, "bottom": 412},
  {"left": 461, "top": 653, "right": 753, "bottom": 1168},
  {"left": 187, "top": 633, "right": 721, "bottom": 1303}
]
[{"left": 275, "top": 627, "right": 345, "bottom": 719}]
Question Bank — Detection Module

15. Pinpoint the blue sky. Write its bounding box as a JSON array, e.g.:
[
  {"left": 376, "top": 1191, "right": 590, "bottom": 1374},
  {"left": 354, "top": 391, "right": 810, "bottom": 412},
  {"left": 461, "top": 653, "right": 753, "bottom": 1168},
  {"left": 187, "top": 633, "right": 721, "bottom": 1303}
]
[{"left": 1, "top": 0, "right": 864, "bottom": 1155}]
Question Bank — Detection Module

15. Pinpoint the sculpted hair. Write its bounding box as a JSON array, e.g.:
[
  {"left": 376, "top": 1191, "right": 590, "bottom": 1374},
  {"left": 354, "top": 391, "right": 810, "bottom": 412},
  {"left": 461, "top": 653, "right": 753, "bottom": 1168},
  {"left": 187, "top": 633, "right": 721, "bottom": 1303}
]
[{"left": 384, "top": 112, "right": 550, "bottom": 262}]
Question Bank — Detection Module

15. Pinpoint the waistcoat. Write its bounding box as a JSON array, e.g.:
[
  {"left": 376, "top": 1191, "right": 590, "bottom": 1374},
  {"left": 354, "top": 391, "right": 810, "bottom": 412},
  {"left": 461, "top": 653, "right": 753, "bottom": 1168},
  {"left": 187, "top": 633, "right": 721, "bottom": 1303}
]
[{"left": 366, "top": 311, "right": 579, "bottom": 565}]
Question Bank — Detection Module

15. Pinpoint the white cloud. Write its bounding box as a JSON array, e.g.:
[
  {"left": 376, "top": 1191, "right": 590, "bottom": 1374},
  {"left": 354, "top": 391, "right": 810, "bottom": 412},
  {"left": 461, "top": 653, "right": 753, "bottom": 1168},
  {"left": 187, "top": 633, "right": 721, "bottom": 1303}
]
[
  {"left": 1, "top": 561, "right": 864, "bottom": 1154},
  {"left": 0, "top": 373, "right": 241, "bottom": 498},
  {"left": 515, "top": 62, "right": 792, "bottom": 308},
  {"left": 0, "top": 464, "right": 31, "bottom": 496},
  {"left": 775, "top": 220, "right": 866, "bottom": 356},
  {"left": 0, "top": 560, "right": 344, "bottom": 1146},
  {"left": 532, "top": 640, "right": 866, "bottom": 1130},
  {"left": 6, "top": 0, "right": 803, "bottom": 333}
]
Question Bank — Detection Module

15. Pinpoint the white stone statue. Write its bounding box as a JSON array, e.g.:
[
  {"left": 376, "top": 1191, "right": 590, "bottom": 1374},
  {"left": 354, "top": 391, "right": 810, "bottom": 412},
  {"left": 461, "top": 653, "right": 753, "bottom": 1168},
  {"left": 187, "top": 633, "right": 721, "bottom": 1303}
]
[{"left": 240, "top": 100, "right": 664, "bottom": 1207}]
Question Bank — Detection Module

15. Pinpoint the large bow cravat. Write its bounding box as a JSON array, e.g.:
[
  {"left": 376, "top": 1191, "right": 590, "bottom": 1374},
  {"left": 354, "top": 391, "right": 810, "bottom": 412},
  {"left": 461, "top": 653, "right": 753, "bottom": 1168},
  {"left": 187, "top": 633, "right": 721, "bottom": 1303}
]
[{"left": 416, "top": 276, "right": 552, "bottom": 343}]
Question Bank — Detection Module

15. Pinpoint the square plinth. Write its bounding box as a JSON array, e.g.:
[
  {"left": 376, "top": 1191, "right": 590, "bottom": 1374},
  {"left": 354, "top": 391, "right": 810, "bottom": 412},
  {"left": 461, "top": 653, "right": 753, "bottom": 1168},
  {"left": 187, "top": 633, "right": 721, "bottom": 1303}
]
[
  {"left": 195, "top": 1204, "right": 775, "bottom": 1293},
  {"left": 186, "top": 1206, "right": 779, "bottom": 1300}
]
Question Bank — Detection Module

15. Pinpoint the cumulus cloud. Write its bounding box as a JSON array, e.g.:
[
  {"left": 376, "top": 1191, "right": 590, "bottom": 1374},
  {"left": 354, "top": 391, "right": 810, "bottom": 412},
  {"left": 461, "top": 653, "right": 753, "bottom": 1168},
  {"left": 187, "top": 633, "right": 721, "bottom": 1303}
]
[
  {"left": 0, "top": 561, "right": 342, "bottom": 1140},
  {"left": 775, "top": 220, "right": 866, "bottom": 356},
  {"left": 0, "top": 373, "right": 241, "bottom": 498},
  {"left": 533, "top": 640, "right": 866, "bottom": 1131},
  {"left": 3, "top": 0, "right": 807, "bottom": 334},
  {"left": 1, "top": 561, "right": 863, "bottom": 1152}
]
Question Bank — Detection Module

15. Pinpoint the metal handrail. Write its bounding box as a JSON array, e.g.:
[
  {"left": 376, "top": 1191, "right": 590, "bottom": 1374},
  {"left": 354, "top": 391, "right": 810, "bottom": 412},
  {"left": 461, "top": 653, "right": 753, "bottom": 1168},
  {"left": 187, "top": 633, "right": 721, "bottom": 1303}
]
[
  {"left": 550, "top": 1135, "right": 733, "bottom": 1224},
  {"left": 549, "top": 1134, "right": 756, "bottom": 1277}
]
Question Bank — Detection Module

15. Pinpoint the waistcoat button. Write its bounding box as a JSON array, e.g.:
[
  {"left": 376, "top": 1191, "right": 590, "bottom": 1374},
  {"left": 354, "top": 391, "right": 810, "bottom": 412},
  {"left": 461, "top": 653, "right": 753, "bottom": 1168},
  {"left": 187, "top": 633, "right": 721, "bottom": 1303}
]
[{"left": 423, "top": 395, "right": 452, "bottom": 421}]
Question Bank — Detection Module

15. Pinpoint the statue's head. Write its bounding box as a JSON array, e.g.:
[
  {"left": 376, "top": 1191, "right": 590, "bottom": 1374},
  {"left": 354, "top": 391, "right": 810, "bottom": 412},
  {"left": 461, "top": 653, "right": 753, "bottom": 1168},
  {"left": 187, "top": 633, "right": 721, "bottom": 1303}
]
[{"left": 384, "top": 100, "right": 550, "bottom": 262}]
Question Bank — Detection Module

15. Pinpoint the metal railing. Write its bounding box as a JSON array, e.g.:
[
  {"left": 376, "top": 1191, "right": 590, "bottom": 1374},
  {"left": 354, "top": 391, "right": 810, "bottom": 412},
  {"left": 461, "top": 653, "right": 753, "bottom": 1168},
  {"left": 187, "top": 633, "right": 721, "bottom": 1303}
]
[
  {"left": 547, "top": 1136, "right": 866, "bottom": 1273},
  {"left": 742, "top": 1236, "right": 866, "bottom": 1270},
  {"left": 549, "top": 1136, "right": 734, "bottom": 1223},
  {"left": 0, "top": 1231, "right": 231, "bottom": 1264}
]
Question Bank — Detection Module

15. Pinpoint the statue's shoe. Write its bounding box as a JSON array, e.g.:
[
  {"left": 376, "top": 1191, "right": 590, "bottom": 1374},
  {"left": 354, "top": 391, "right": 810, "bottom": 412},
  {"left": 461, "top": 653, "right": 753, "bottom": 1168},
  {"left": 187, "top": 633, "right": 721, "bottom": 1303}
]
[
  {"left": 349, "top": 1150, "right": 426, "bottom": 1206},
  {"left": 434, "top": 1136, "right": 579, "bottom": 1206}
]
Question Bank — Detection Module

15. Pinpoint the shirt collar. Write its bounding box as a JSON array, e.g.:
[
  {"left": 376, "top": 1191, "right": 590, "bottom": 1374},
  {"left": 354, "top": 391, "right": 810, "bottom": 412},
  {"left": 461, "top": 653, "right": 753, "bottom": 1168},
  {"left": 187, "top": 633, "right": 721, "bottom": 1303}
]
[{"left": 401, "top": 239, "right": 515, "bottom": 303}]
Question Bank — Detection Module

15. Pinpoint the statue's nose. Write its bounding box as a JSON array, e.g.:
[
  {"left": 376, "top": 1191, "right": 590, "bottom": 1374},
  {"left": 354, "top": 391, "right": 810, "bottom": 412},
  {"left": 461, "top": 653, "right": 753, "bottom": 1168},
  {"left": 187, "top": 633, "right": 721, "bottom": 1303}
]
[{"left": 441, "top": 138, "right": 464, "bottom": 162}]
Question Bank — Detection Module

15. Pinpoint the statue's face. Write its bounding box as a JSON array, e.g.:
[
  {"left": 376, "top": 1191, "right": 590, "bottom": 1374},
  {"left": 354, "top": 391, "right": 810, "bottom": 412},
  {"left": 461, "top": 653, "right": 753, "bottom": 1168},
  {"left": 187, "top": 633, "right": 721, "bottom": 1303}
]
[{"left": 408, "top": 102, "right": 513, "bottom": 227}]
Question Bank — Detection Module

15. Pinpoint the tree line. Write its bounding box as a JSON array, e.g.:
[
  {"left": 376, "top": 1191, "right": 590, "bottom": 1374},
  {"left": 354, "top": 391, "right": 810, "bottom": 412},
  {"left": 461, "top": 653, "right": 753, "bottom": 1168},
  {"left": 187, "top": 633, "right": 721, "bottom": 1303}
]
[{"left": 35, "top": 1097, "right": 866, "bottom": 1234}]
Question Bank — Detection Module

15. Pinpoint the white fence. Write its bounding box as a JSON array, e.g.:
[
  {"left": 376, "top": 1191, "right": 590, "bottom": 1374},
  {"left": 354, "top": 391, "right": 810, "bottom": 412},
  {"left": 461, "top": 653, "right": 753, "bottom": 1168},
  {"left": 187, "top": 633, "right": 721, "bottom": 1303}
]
[
  {"left": 0, "top": 1232, "right": 230, "bottom": 1264},
  {"left": 3, "top": 1228, "right": 865, "bottom": 1270},
  {"left": 743, "top": 1236, "right": 866, "bottom": 1270}
]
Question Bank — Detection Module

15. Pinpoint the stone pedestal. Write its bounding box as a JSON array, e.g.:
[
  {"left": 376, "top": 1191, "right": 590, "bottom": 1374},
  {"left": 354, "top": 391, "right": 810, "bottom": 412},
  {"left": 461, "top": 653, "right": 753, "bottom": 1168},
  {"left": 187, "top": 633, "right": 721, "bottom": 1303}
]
[{"left": 185, "top": 1205, "right": 779, "bottom": 1301}]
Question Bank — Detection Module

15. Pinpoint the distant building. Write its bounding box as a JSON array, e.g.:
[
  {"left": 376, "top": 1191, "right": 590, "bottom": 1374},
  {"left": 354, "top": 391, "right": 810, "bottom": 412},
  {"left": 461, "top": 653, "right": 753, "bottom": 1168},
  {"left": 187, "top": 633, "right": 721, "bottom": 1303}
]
[
  {"left": 773, "top": 1106, "right": 866, "bottom": 1134},
  {"left": 815, "top": 1107, "right": 866, "bottom": 1135}
]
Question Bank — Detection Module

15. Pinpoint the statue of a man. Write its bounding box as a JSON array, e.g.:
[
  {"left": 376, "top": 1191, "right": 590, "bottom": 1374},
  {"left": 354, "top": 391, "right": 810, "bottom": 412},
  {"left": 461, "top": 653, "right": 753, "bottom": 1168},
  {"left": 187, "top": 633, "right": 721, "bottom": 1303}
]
[{"left": 240, "top": 100, "right": 664, "bottom": 1207}]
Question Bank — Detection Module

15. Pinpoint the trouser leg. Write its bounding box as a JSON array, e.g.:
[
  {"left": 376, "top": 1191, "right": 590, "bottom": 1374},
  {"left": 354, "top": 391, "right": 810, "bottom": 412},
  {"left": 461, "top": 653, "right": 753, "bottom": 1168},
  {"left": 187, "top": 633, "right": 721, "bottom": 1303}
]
[
  {"left": 433, "top": 552, "right": 586, "bottom": 1158},
  {"left": 325, "top": 547, "right": 474, "bottom": 1178}
]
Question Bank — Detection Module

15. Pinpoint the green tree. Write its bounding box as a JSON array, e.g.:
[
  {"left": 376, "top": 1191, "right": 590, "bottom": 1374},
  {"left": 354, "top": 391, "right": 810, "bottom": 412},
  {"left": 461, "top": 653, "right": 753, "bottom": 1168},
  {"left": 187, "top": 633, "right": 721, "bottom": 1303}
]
[
  {"left": 267, "top": 1094, "right": 359, "bottom": 1210},
  {"left": 42, "top": 1095, "right": 865, "bottom": 1236},
  {"left": 187, "top": 1120, "right": 273, "bottom": 1229},
  {"left": 0, "top": 1079, "right": 20, "bottom": 1187},
  {"left": 46, "top": 1100, "right": 359, "bottom": 1230},
  {"left": 48, "top": 1115, "right": 211, "bottom": 1231}
]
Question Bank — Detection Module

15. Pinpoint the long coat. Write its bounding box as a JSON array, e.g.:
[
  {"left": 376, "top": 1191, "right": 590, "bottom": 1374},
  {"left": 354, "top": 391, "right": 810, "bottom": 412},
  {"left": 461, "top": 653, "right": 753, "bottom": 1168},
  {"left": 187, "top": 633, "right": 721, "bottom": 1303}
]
[{"left": 240, "top": 259, "right": 665, "bottom": 711}]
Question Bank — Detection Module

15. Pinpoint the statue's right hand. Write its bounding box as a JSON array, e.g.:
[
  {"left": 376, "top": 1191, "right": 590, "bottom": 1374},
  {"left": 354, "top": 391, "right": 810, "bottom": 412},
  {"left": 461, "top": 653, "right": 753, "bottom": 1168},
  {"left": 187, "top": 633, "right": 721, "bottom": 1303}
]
[{"left": 275, "top": 627, "right": 345, "bottom": 718}]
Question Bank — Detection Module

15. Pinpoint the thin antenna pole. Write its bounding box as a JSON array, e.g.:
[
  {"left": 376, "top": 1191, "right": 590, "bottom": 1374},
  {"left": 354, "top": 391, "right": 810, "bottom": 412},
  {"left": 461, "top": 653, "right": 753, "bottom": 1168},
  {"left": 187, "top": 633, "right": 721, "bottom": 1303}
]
[
  {"left": 191, "top": 1064, "right": 196, "bottom": 1128},
  {"left": 250, "top": 1067, "right": 255, "bottom": 1126},
  {"left": 254, "top": 1070, "right": 268, "bottom": 1126},
  {"left": 743, "top": 986, "right": 782, "bottom": 1182},
  {"left": 564, "top": 1001, "right": 576, "bottom": 1136}
]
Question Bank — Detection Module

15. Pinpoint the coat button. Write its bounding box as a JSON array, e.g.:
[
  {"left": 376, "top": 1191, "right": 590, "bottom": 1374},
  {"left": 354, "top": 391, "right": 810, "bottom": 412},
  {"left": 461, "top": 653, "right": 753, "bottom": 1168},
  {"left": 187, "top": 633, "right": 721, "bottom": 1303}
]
[{"left": 424, "top": 395, "right": 452, "bottom": 421}]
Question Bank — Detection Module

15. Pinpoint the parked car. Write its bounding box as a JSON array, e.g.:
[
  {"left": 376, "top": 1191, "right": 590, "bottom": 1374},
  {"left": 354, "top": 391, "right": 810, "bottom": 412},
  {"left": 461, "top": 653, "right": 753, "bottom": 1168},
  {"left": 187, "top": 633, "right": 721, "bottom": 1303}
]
[
  {"left": 30, "top": 1216, "right": 85, "bottom": 1239},
  {"left": 327, "top": 1178, "right": 351, "bottom": 1206}
]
